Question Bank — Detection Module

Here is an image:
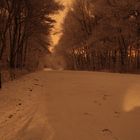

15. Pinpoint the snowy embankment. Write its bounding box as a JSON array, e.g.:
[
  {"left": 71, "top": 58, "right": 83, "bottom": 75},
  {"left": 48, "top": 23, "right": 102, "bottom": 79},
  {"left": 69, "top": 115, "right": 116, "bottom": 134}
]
[{"left": 0, "top": 70, "right": 140, "bottom": 140}]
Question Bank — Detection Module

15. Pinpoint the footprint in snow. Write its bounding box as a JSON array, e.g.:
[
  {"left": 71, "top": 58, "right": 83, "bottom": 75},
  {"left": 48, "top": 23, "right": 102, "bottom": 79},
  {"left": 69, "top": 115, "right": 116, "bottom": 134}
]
[
  {"left": 28, "top": 88, "right": 33, "bottom": 92},
  {"left": 94, "top": 100, "right": 102, "bottom": 106},
  {"left": 83, "top": 112, "right": 93, "bottom": 116},
  {"left": 114, "top": 111, "right": 120, "bottom": 118},
  {"left": 102, "top": 94, "right": 111, "bottom": 101},
  {"left": 102, "top": 128, "right": 112, "bottom": 135},
  {"left": 34, "top": 83, "right": 43, "bottom": 87},
  {"left": 8, "top": 114, "right": 13, "bottom": 119},
  {"left": 34, "top": 79, "right": 39, "bottom": 81},
  {"left": 101, "top": 129, "right": 119, "bottom": 140},
  {"left": 18, "top": 103, "right": 22, "bottom": 106},
  {"left": 16, "top": 103, "right": 22, "bottom": 107}
]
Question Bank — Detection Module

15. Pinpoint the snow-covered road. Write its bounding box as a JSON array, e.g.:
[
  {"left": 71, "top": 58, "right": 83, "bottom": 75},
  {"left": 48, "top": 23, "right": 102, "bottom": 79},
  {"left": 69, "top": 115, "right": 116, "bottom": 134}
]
[{"left": 0, "top": 70, "right": 140, "bottom": 140}]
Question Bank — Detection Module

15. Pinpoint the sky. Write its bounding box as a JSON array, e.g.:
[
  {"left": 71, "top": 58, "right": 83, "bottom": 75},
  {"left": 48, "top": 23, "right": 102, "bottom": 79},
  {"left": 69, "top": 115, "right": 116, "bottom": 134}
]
[{"left": 50, "top": 0, "right": 73, "bottom": 51}]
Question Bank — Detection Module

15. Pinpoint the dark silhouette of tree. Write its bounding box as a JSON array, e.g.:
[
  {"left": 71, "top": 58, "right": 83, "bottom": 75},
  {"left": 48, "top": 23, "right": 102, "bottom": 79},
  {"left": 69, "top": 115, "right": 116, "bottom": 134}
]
[{"left": 0, "top": 0, "right": 62, "bottom": 87}]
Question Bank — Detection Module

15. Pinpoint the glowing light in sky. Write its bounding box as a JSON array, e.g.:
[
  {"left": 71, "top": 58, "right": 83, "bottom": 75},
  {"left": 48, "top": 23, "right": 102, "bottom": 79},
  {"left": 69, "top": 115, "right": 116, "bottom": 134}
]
[{"left": 50, "top": 0, "right": 73, "bottom": 52}]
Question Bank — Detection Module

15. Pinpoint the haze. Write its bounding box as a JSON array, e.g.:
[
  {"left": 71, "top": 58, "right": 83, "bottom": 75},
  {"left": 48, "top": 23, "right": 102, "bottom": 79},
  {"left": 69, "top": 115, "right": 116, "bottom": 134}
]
[{"left": 51, "top": 0, "right": 73, "bottom": 50}]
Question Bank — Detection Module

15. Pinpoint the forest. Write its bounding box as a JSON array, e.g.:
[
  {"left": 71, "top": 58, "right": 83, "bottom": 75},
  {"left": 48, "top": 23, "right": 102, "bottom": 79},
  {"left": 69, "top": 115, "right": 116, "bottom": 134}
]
[
  {"left": 1, "top": 0, "right": 140, "bottom": 86},
  {"left": 56, "top": 0, "right": 140, "bottom": 73},
  {"left": 0, "top": 0, "right": 62, "bottom": 84}
]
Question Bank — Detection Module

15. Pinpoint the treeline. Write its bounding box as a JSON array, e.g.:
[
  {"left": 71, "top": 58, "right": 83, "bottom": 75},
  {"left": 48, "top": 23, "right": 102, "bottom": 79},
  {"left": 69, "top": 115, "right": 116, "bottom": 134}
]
[
  {"left": 56, "top": 0, "right": 140, "bottom": 73},
  {"left": 0, "top": 0, "right": 61, "bottom": 71}
]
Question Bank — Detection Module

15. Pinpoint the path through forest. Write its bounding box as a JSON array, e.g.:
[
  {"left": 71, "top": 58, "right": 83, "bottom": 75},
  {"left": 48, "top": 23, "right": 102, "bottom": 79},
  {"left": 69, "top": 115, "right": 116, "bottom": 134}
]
[{"left": 0, "top": 70, "right": 140, "bottom": 140}]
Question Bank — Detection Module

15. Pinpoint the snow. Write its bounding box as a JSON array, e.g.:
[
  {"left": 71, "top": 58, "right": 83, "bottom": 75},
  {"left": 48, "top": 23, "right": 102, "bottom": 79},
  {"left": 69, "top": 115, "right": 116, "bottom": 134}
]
[{"left": 0, "top": 70, "right": 140, "bottom": 140}]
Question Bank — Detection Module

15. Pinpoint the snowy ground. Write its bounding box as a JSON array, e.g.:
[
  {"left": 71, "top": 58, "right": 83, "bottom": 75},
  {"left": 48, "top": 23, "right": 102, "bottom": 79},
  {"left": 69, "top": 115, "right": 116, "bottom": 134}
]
[{"left": 0, "top": 70, "right": 140, "bottom": 140}]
